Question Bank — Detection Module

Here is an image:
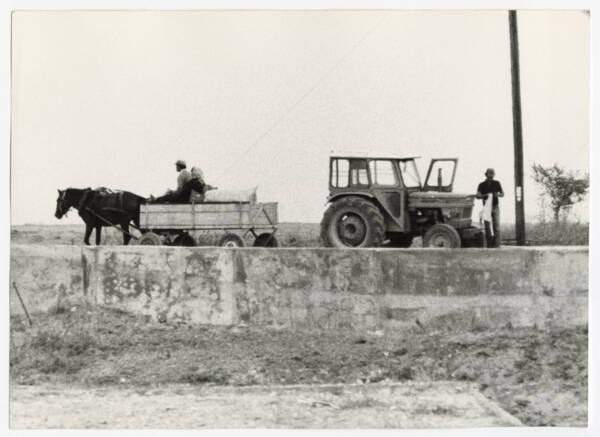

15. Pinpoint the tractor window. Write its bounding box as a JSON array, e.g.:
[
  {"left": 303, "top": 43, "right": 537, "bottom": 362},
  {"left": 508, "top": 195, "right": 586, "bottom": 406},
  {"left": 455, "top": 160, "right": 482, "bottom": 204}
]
[
  {"left": 349, "top": 160, "right": 369, "bottom": 187},
  {"left": 368, "top": 160, "right": 397, "bottom": 186},
  {"left": 425, "top": 160, "right": 456, "bottom": 189},
  {"left": 399, "top": 160, "right": 421, "bottom": 188},
  {"left": 331, "top": 159, "right": 349, "bottom": 188}
]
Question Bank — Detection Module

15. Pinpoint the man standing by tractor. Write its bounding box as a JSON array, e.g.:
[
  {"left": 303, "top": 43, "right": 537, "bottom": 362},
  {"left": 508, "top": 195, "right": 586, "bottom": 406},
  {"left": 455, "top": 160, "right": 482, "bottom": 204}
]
[{"left": 476, "top": 168, "right": 504, "bottom": 247}]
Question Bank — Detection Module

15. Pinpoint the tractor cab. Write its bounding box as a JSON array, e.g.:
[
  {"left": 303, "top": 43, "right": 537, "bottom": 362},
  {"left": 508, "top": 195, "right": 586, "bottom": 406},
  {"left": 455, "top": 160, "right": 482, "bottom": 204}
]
[
  {"left": 323, "top": 154, "right": 480, "bottom": 248},
  {"left": 328, "top": 155, "right": 457, "bottom": 193}
]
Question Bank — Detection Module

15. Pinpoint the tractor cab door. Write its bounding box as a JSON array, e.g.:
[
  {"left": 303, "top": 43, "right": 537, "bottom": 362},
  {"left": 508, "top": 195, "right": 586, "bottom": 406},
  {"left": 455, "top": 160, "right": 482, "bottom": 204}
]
[
  {"left": 368, "top": 159, "right": 407, "bottom": 232},
  {"left": 424, "top": 159, "right": 457, "bottom": 192}
]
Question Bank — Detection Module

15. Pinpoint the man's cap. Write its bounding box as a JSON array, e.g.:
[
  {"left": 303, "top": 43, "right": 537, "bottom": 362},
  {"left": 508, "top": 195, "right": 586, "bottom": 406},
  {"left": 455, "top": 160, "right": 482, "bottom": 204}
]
[
  {"left": 175, "top": 160, "right": 186, "bottom": 167},
  {"left": 485, "top": 168, "right": 495, "bottom": 176}
]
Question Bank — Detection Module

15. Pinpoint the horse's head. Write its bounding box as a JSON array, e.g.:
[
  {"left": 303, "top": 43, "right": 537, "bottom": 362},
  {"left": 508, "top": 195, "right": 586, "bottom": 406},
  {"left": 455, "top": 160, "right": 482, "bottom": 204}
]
[
  {"left": 55, "top": 188, "right": 95, "bottom": 219},
  {"left": 55, "top": 189, "right": 71, "bottom": 219}
]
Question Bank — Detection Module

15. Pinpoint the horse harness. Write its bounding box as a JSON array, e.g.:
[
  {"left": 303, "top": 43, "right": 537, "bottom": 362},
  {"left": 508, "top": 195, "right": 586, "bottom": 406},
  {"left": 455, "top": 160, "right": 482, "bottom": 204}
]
[
  {"left": 78, "top": 189, "right": 139, "bottom": 240},
  {"left": 78, "top": 189, "right": 125, "bottom": 214}
]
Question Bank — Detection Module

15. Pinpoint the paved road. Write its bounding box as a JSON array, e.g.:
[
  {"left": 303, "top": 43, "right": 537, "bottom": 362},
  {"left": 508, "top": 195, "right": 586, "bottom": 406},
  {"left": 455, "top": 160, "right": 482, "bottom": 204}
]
[{"left": 10, "top": 381, "right": 521, "bottom": 429}]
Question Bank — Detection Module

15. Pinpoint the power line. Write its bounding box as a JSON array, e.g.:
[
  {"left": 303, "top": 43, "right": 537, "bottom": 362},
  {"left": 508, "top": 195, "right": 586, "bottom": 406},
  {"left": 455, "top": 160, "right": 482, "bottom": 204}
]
[{"left": 214, "top": 15, "right": 387, "bottom": 181}]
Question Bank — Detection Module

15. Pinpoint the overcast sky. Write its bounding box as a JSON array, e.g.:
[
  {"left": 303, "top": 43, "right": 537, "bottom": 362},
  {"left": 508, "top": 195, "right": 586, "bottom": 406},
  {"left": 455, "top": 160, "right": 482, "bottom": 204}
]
[{"left": 11, "top": 10, "right": 589, "bottom": 225}]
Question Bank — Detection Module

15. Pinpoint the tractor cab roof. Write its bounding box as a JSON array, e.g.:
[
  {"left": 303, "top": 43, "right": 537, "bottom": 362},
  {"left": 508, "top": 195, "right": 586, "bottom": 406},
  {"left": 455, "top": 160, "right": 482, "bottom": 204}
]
[{"left": 330, "top": 153, "right": 420, "bottom": 161}]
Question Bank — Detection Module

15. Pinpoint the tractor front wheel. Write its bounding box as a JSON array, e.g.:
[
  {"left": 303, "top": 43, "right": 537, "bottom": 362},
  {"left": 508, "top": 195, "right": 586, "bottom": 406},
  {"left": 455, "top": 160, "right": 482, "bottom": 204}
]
[
  {"left": 423, "top": 224, "right": 462, "bottom": 248},
  {"left": 320, "top": 196, "right": 385, "bottom": 248}
]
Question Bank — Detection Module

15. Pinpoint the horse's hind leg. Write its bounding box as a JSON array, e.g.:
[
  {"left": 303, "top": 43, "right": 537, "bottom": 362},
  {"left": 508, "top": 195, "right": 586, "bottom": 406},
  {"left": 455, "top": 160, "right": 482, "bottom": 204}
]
[
  {"left": 95, "top": 226, "right": 102, "bottom": 245},
  {"left": 122, "top": 223, "right": 131, "bottom": 245},
  {"left": 84, "top": 224, "right": 93, "bottom": 246}
]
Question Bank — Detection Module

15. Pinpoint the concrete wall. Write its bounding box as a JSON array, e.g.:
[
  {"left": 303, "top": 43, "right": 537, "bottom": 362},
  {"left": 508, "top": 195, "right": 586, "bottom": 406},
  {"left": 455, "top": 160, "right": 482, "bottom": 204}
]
[
  {"left": 10, "top": 245, "right": 588, "bottom": 332},
  {"left": 10, "top": 245, "right": 84, "bottom": 314}
]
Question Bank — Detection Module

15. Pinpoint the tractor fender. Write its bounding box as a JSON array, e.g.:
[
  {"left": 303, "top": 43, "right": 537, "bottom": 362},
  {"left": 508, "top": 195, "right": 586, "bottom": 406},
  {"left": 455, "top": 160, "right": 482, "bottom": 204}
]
[
  {"left": 326, "top": 192, "right": 404, "bottom": 230},
  {"left": 326, "top": 192, "right": 375, "bottom": 205}
]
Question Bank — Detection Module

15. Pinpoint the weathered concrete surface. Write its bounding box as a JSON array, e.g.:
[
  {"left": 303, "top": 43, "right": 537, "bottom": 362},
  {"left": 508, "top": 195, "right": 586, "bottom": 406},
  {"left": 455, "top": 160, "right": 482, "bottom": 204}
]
[
  {"left": 78, "top": 246, "right": 588, "bottom": 331},
  {"left": 10, "top": 382, "right": 522, "bottom": 428},
  {"left": 231, "top": 247, "right": 588, "bottom": 331},
  {"left": 83, "top": 246, "right": 234, "bottom": 325},
  {"left": 9, "top": 245, "right": 84, "bottom": 314},
  {"left": 10, "top": 245, "right": 588, "bottom": 332}
]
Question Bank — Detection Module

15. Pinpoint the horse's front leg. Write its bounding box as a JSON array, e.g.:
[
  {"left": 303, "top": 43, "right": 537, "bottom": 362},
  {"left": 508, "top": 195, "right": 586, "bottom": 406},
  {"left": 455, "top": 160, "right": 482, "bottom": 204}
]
[
  {"left": 84, "top": 223, "right": 93, "bottom": 246},
  {"left": 95, "top": 226, "right": 102, "bottom": 245}
]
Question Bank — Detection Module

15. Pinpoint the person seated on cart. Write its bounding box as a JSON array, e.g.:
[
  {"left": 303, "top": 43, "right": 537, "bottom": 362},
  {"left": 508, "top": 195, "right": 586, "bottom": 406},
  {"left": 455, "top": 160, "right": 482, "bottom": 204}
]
[
  {"left": 175, "top": 159, "right": 192, "bottom": 191},
  {"left": 148, "top": 159, "right": 191, "bottom": 203},
  {"left": 189, "top": 167, "right": 217, "bottom": 203},
  {"left": 150, "top": 166, "right": 216, "bottom": 204}
]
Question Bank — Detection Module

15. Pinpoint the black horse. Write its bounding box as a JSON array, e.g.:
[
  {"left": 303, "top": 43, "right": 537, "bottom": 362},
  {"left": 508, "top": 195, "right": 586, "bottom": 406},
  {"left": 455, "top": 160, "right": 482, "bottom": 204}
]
[{"left": 55, "top": 188, "right": 146, "bottom": 245}]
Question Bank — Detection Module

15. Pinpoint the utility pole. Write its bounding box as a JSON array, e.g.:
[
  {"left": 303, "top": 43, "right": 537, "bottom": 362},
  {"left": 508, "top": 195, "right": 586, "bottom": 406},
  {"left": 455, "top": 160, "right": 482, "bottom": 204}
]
[{"left": 509, "top": 10, "right": 526, "bottom": 245}]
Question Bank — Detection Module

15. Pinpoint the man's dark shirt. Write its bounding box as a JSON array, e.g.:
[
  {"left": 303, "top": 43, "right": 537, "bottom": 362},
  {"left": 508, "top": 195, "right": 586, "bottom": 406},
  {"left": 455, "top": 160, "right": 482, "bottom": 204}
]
[{"left": 477, "top": 180, "right": 503, "bottom": 208}]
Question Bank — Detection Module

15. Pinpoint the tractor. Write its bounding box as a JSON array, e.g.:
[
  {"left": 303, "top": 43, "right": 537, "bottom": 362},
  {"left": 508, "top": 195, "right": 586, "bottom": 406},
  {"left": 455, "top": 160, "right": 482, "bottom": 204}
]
[{"left": 320, "top": 155, "right": 483, "bottom": 248}]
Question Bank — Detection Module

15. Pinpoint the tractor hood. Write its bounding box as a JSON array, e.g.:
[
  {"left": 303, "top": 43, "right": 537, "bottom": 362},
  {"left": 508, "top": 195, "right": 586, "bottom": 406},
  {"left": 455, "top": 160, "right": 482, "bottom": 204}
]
[{"left": 408, "top": 191, "right": 475, "bottom": 208}]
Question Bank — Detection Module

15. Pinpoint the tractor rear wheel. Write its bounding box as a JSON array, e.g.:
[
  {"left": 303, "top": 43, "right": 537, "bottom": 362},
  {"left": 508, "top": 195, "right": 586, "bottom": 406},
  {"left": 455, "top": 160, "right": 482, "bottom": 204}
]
[
  {"left": 320, "top": 196, "right": 385, "bottom": 248},
  {"left": 423, "top": 224, "right": 462, "bottom": 248}
]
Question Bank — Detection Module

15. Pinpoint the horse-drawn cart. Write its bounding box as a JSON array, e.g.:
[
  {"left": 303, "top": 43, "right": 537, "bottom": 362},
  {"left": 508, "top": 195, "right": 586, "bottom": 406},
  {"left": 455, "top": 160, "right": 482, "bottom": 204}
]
[{"left": 137, "top": 201, "right": 279, "bottom": 247}]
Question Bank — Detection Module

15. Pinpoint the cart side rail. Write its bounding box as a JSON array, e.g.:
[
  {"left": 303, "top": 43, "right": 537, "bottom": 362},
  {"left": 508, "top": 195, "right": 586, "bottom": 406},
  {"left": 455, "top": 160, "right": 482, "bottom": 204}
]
[{"left": 140, "top": 202, "right": 278, "bottom": 231}]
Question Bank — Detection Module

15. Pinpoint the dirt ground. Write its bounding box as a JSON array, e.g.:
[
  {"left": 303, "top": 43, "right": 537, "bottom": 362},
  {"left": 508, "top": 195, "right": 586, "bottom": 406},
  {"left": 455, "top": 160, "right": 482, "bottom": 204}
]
[
  {"left": 10, "top": 381, "right": 521, "bottom": 428},
  {"left": 10, "top": 303, "right": 588, "bottom": 427}
]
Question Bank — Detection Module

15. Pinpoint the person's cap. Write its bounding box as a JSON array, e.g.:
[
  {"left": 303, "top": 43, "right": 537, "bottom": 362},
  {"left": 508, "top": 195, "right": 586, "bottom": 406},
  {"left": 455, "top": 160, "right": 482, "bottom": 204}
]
[
  {"left": 175, "top": 160, "right": 186, "bottom": 167},
  {"left": 485, "top": 168, "right": 495, "bottom": 176}
]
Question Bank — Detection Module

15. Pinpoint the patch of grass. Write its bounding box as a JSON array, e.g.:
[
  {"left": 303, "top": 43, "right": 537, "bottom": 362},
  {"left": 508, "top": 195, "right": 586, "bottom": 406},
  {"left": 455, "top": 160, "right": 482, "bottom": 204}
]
[
  {"left": 413, "top": 404, "right": 456, "bottom": 416},
  {"left": 501, "top": 222, "right": 588, "bottom": 246},
  {"left": 89, "top": 374, "right": 121, "bottom": 386},
  {"left": 179, "top": 367, "right": 230, "bottom": 385},
  {"left": 11, "top": 308, "right": 97, "bottom": 377},
  {"left": 338, "top": 396, "right": 386, "bottom": 410},
  {"left": 37, "top": 354, "right": 86, "bottom": 374},
  {"left": 30, "top": 329, "right": 65, "bottom": 353},
  {"left": 393, "top": 366, "right": 414, "bottom": 381}
]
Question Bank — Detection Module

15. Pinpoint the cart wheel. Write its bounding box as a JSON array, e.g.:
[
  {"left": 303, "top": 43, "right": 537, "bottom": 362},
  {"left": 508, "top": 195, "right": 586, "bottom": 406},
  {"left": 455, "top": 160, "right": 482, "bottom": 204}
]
[
  {"left": 139, "top": 232, "right": 162, "bottom": 246},
  {"left": 253, "top": 233, "right": 279, "bottom": 247},
  {"left": 218, "top": 233, "right": 244, "bottom": 248},
  {"left": 173, "top": 233, "right": 196, "bottom": 247}
]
